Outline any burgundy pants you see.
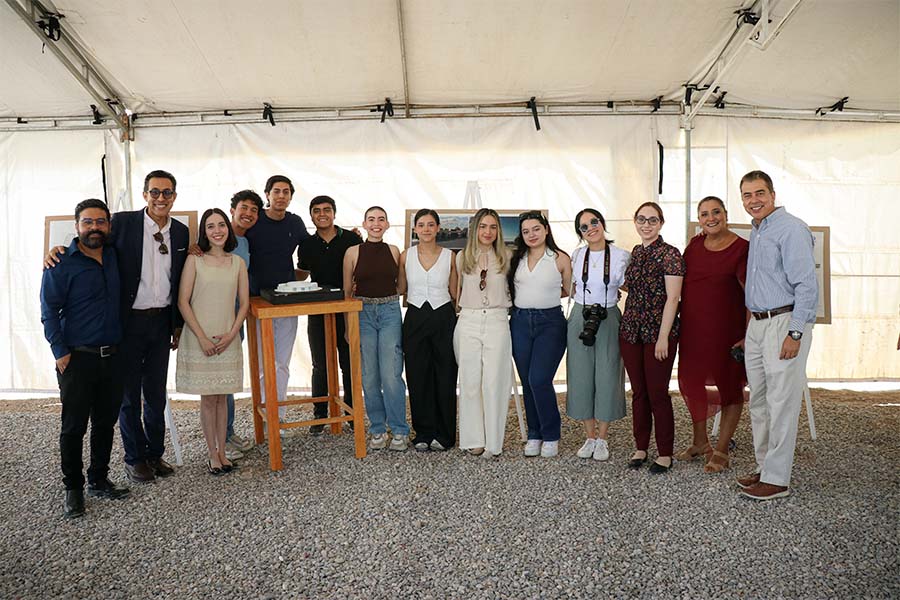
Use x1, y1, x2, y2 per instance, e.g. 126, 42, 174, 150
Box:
621, 337, 677, 457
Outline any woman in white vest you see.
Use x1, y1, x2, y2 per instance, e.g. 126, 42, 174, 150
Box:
399, 209, 459, 452
566, 209, 631, 461
508, 211, 572, 458
454, 208, 512, 458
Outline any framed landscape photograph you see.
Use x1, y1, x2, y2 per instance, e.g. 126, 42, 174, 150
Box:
404, 209, 549, 250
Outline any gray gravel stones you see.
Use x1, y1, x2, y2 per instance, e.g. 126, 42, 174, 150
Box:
0, 390, 897, 599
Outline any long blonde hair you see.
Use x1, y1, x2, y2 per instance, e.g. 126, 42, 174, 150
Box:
460, 208, 507, 274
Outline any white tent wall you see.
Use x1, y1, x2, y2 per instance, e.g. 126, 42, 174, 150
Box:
0, 128, 113, 390
4, 114, 899, 390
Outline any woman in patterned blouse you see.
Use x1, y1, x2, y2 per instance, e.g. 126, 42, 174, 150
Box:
619, 202, 685, 473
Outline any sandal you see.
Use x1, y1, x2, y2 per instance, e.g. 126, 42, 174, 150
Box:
704, 449, 730, 473
674, 443, 712, 462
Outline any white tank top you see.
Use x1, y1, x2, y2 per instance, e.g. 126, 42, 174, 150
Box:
405, 246, 452, 309
513, 249, 562, 309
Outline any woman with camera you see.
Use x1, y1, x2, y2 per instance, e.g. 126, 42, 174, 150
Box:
620, 202, 685, 473
566, 209, 631, 461
508, 211, 572, 458
455, 208, 513, 458
676, 196, 749, 473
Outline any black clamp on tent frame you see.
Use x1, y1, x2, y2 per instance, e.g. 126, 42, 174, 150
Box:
371, 98, 394, 123
815, 96, 849, 116
90, 104, 103, 125
262, 103, 275, 126
714, 90, 728, 109
37, 12, 63, 41
526, 97, 541, 131
651, 96, 662, 113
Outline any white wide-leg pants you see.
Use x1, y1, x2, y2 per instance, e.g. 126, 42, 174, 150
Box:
454, 308, 512, 455
256, 316, 299, 420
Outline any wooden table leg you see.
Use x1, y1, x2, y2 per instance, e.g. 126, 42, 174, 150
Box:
325, 313, 341, 435
261, 318, 283, 470
345, 311, 367, 458
247, 313, 264, 445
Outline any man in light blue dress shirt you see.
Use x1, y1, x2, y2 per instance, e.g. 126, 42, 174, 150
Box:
737, 170, 817, 501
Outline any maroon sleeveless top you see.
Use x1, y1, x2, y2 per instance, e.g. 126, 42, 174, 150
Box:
354, 241, 398, 298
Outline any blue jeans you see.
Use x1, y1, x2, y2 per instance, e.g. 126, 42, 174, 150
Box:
359, 300, 409, 436
510, 306, 566, 442
225, 323, 245, 440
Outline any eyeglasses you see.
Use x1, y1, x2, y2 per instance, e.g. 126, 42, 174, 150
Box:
153, 231, 169, 255
147, 188, 175, 200
634, 215, 661, 226
79, 217, 108, 227
578, 218, 601, 233
479, 269, 488, 291
518, 211, 544, 222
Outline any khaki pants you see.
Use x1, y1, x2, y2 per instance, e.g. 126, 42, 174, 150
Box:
745, 313, 813, 487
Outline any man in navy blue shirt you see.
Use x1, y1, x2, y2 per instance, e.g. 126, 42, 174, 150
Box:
244, 175, 309, 421
41, 199, 131, 518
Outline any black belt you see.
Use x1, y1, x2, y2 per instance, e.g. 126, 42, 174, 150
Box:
132, 306, 169, 316
72, 345, 117, 357
751, 304, 793, 321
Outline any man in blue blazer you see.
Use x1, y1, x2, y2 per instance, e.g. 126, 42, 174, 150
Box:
110, 170, 189, 483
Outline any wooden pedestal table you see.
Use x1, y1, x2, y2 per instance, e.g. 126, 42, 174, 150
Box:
247, 297, 366, 470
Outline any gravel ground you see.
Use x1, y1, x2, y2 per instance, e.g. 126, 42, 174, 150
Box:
1, 389, 897, 599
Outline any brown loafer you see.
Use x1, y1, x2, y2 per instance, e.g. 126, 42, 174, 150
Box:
147, 457, 175, 477
741, 482, 790, 501
124, 461, 155, 483
736, 472, 761, 489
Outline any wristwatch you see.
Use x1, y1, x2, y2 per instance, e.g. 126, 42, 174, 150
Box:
788, 330, 803, 341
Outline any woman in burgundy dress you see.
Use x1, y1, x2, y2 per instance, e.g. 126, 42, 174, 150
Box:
676, 196, 749, 473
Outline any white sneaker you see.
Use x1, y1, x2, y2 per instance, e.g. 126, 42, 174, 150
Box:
576, 438, 596, 458
370, 433, 388, 450
593, 438, 610, 461
540, 441, 559, 458
481, 449, 496, 459
389, 434, 409, 452
228, 433, 254, 452
524, 439, 542, 457
430, 439, 447, 452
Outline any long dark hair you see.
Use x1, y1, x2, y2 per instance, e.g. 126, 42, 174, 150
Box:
508, 210, 569, 304
198, 208, 238, 252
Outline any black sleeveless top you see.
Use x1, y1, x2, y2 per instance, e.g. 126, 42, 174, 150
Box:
354, 241, 398, 298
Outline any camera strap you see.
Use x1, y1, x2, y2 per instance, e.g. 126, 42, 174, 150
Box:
581, 244, 611, 307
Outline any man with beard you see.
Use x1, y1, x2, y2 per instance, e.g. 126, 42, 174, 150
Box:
41, 199, 131, 518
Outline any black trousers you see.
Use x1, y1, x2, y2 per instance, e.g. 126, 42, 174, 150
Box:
402, 302, 458, 447
308, 314, 353, 419
57, 351, 124, 490
118, 311, 171, 465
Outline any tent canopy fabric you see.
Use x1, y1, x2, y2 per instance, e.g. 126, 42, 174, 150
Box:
1, 0, 898, 120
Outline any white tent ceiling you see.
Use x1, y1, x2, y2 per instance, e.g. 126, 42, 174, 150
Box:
1, 0, 898, 124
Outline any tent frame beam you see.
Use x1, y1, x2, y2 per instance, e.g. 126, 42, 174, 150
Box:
4, 0, 133, 140
396, 0, 411, 118
684, 0, 805, 128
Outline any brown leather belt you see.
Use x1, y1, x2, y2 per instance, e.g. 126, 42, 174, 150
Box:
751, 304, 793, 320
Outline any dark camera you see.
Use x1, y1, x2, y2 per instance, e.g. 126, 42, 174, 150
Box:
579, 304, 607, 346
729, 346, 745, 363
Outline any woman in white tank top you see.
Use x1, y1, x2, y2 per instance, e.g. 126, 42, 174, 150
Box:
398, 209, 459, 452
508, 211, 573, 458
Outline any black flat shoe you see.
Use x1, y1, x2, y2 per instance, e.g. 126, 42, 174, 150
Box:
649, 460, 673, 474
64, 489, 85, 519
87, 478, 131, 499
207, 460, 224, 476
221, 462, 237, 473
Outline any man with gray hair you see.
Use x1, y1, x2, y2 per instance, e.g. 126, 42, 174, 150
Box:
737, 170, 817, 501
